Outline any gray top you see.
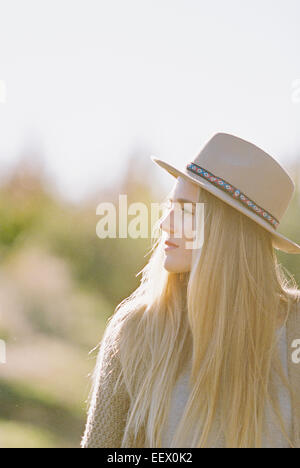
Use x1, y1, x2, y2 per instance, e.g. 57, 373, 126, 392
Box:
161, 325, 292, 448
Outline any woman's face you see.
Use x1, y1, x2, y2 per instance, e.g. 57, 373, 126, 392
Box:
160, 176, 201, 273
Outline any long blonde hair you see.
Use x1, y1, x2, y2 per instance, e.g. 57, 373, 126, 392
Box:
91, 184, 300, 448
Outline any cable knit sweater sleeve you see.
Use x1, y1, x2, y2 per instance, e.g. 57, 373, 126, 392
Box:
80, 331, 131, 448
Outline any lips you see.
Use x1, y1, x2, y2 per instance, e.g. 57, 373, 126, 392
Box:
165, 240, 179, 248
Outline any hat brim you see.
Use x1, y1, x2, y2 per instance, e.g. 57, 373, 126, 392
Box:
151, 155, 300, 255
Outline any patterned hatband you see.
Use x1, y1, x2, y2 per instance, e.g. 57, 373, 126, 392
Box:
186, 162, 279, 229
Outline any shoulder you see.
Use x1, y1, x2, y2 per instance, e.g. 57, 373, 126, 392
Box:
94, 304, 147, 381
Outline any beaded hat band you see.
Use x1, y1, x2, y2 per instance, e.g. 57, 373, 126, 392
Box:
186, 162, 280, 229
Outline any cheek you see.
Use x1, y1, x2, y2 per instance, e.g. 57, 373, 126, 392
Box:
182, 214, 196, 240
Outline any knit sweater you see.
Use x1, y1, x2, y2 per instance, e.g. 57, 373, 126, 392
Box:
81, 299, 300, 448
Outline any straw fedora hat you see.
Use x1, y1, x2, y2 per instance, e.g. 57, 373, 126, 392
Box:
151, 132, 300, 254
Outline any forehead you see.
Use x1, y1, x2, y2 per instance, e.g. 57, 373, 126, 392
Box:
171, 176, 200, 202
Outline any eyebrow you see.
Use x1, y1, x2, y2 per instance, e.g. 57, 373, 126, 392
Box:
168, 197, 196, 205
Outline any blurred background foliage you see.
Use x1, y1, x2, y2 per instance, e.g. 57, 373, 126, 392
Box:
0, 153, 299, 448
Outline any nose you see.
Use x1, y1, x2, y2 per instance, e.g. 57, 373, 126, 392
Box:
160, 207, 176, 235
160, 213, 172, 234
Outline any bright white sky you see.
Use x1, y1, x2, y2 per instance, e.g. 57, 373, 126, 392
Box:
0, 0, 300, 203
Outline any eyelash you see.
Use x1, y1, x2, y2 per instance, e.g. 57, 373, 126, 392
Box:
164, 199, 194, 214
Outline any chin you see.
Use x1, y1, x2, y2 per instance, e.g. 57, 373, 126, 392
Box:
163, 258, 189, 274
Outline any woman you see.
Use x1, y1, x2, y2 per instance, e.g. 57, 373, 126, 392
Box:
81, 133, 300, 448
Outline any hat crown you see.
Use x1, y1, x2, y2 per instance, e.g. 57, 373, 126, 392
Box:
192, 133, 295, 222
